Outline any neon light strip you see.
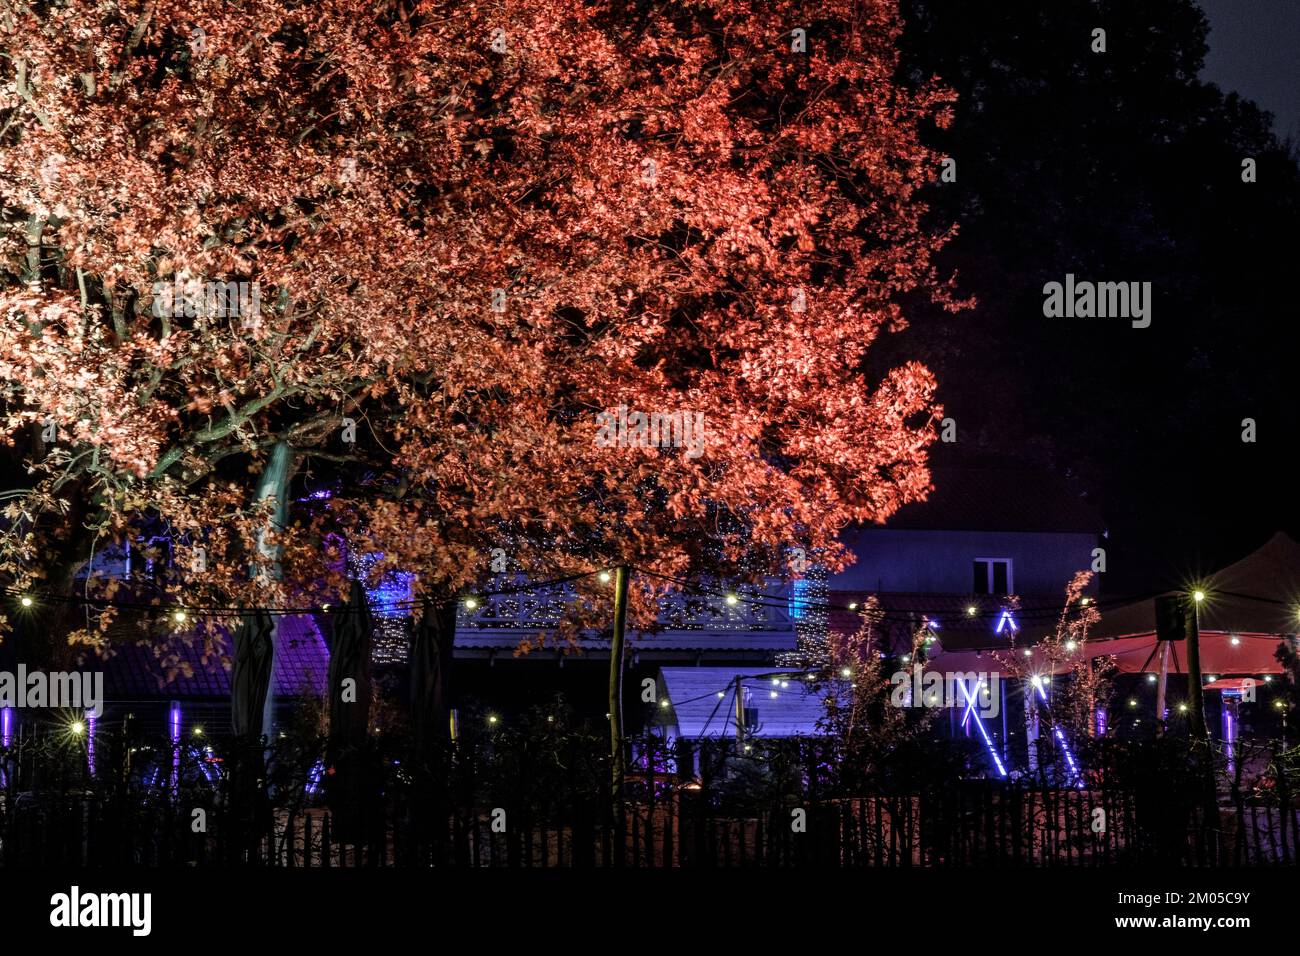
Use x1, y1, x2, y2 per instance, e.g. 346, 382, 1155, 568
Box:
960, 677, 982, 730
0, 707, 12, 747
169, 701, 182, 794
957, 680, 1008, 777
1035, 680, 1083, 788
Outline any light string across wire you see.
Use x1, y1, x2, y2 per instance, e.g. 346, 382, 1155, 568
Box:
4, 559, 1291, 627
0, 569, 602, 618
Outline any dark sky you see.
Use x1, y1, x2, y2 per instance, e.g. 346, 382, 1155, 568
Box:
1197, 0, 1300, 142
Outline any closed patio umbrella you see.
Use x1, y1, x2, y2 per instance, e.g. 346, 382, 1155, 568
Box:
328, 579, 373, 751
229, 607, 274, 856
230, 608, 275, 738
410, 597, 456, 749
326, 579, 374, 842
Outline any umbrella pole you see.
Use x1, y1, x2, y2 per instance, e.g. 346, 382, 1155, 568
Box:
1185, 602, 1208, 738
608, 566, 629, 816
1154, 641, 1171, 733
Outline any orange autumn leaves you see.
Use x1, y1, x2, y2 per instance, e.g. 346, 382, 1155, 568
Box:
0, 0, 964, 633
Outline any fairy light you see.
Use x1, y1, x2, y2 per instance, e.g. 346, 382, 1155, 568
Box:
779, 563, 830, 669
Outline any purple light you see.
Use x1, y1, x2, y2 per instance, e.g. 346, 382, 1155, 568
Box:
1034, 680, 1083, 788
1223, 696, 1237, 773
1053, 726, 1083, 787
956, 680, 1008, 777
169, 701, 182, 795
0, 707, 12, 747
87, 713, 97, 774
960, 676, 982, 729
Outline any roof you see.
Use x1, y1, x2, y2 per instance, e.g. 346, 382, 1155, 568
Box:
656, 666, 846, 738
867, 467, 1104, 534
1087, 532, 1300, 640
95, 614, 329, 700
455, 627, 797, 655
827, 590, 1063, 654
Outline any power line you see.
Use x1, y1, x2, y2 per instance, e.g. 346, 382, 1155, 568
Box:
0, 569, 602, 617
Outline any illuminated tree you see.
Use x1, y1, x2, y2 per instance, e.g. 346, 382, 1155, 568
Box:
0, 0, 964, 658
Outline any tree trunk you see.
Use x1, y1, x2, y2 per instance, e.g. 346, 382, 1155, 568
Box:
252, 441, 296, 739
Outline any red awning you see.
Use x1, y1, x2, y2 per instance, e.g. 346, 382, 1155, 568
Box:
1203, 677, 1258, 691
1088, 631, 1286, 675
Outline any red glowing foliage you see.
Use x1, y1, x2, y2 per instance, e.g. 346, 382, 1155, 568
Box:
0, 0, 965, 643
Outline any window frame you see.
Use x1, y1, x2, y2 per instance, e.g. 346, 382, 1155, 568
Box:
973, 557, 1014, 596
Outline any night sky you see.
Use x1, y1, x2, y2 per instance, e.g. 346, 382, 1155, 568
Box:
887, 0, 1300, 597
1198, 0, 1300, 141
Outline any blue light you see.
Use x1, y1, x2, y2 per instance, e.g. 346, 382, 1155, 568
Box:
369, 569, 415, 614
790, 578, 810, 621
305, 758, 325, 797
995, 609, 1018, 634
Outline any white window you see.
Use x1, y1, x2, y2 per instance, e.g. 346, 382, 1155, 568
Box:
973, 559, 1013, 596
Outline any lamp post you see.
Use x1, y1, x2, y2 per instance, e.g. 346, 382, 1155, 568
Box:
608, 566, 629, 809
1185, 590, 1208, 738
